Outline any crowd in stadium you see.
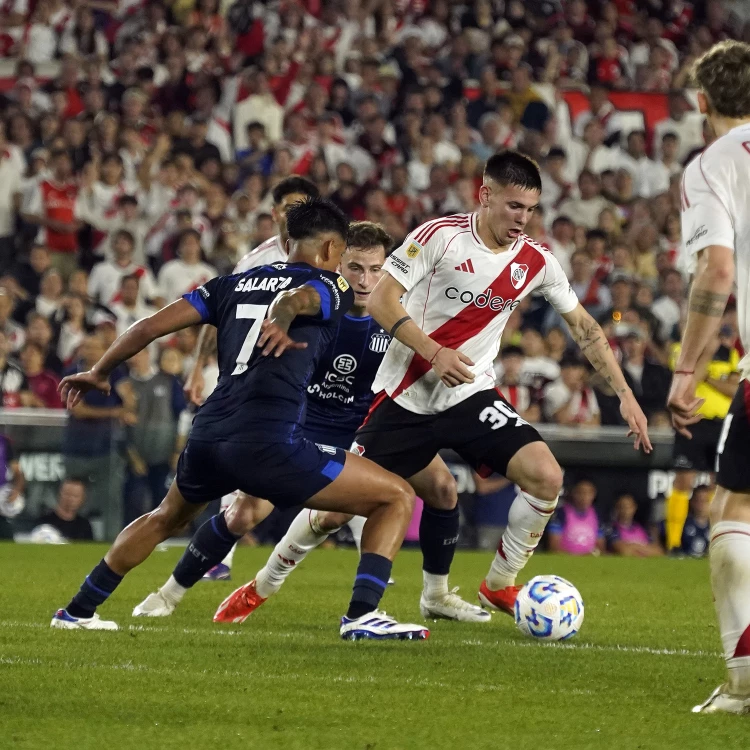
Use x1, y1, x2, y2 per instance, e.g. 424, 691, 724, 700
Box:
0, 0, 746, 551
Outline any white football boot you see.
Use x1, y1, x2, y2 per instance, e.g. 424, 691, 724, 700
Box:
692, 685, 750, 714
50, 609, 118, 630
340, 610, 429, 641
132, 591, 177, 617
420, 586, 492, 622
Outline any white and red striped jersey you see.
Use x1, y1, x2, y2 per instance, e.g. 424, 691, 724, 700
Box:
680, 122, 750, 378
234, 235, 286, 273
372, 213, 580, 415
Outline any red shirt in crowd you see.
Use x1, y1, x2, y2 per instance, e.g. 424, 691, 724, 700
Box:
27, 371, 63, 409
32, 179, 79, 253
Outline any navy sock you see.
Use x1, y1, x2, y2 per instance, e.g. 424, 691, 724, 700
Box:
172, 512, 242, 589
66, 559, 123, 619
346, 552, 392, 620
419, 505, 460, 575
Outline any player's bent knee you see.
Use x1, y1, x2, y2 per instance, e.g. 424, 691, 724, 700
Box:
319, 511, 354, 531
427, 472, 458, 510
225, 497, 258, 536
528, 462, 564, 503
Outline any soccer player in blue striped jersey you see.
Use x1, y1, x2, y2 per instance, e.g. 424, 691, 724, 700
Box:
51, 200, 428, 641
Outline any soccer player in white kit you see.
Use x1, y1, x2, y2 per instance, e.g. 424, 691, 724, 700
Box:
667, 40, 750, 715
356, 150, 652, 614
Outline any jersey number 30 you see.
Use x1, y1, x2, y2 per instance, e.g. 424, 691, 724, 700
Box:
232, 303, 269, 376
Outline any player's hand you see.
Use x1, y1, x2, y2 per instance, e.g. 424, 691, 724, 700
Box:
619, 390, 652, 453
184, 368, 205, 406
430, 346, 475, 388
257, 319, 308, 358
59, 370, 110, 409
667, 372, 705, 439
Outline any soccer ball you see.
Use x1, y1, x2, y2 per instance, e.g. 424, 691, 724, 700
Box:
514, 575, 584, 642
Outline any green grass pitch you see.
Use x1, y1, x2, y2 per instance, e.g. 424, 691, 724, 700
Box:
1, 543, 747, 750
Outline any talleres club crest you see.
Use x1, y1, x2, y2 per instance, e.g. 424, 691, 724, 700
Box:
510, 262, 529, 290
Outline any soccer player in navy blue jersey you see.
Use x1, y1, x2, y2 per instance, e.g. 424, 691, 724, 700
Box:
51, 199, 428, 641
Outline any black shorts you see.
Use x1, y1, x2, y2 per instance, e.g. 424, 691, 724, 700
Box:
716, 380, 750, 492
175, 437, 346, 509
672, 417, 724, 472
354, 389, 543, 479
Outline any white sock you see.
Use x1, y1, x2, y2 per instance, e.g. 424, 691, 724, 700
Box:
423, 571, 449, 599
220, 543, 237, 569
710, 521, 750, 694
347, 515, 366, 553
486, 490, 559, 591
159, 574, 187, 605
255, 509, 329, 599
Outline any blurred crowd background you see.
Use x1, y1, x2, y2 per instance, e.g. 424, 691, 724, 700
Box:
0, 0, 745, 557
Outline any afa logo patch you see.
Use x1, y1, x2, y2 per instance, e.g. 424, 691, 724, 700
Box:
337, 276, 350, 292
406, 242, 422, 259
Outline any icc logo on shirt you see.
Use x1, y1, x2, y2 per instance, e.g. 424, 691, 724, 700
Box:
369, 333, 390, 353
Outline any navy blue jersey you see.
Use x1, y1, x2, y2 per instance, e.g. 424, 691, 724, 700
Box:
305, 315, 390, 443
183, 262, 353, 443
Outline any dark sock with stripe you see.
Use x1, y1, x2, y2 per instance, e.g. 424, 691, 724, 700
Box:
172, 512, 242, 589
419, 505, 460, 575
346, 552, 392, 620
66, 559, 123, 619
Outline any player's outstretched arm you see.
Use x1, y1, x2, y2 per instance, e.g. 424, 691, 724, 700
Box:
561, 302, 652, 453
59, 299, 204, 409
668, 245, 735, 437
368, 274, 475, 388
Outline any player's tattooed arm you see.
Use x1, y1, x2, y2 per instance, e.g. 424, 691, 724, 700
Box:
256, 285, 322, 357
562, 302, 652, 453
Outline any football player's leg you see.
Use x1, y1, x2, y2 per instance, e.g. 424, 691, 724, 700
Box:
481, 441, 563, 613
135, 493, 273, 617
52, 481, 207, 630
203, 493, 242, 580
409, 456, 490, 622
696, 389, 750, 712
253, 509, 353, 599
307, 453, 428, 640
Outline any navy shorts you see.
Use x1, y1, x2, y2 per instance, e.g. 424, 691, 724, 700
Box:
303, 423, 355, 451
175, 437, 347, 509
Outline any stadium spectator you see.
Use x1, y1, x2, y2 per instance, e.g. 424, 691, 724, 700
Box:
606, 493, 663, 557
558, 170, 616, 230
0, 287, 25, 353
157, 229, 216, 303
0, 432, 25, 540
0, 122, 22, 275
676, 485, 712, 559
619, 328, 671, 420
25, 312, 63, 375
0, 328, 29, 408
651, 269, 685, 343
495, 345, 540, 423
543, 355, 600, 426
33, 478, 93, 542
122, 348, 186, 525
19, 342, 62, 408
547, 479, 605, 555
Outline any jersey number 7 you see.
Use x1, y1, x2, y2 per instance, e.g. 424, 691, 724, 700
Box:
232, 303, 270, 375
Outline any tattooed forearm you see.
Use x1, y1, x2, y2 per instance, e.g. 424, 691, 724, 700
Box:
688, 289, 729, 317
570, 318, 629, 395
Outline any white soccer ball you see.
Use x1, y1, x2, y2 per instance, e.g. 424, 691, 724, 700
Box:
514, 575, 584, 642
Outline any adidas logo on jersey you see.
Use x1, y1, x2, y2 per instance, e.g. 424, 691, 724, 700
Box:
454, 259, 475, 273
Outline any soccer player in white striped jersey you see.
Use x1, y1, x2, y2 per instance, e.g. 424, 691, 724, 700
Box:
357, 150, 651, 616
666, 41, 750, 715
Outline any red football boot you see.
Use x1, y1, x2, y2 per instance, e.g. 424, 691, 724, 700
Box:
477, 580, 522, 616
213, 580, 267, 624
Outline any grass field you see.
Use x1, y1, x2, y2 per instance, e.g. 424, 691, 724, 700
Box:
0, 543, 746, 750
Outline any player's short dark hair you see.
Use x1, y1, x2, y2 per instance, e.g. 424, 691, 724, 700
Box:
483, 150, 541, 192
286, 197, 349, 244
271, 176, 320, 206
693, 40, 750, 118
346, 221, 393, 254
